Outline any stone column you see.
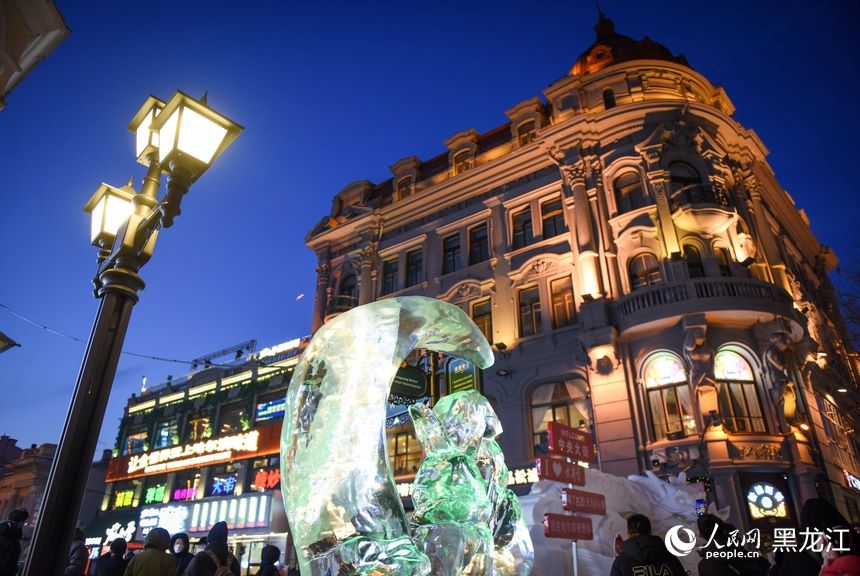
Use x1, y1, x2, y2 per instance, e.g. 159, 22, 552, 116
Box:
566, 159, 603, 299
311, 261, 330, 334
645, 170, 681, 260
484, 198, 516, 345
745, 173, 792, 294
359, 246, 376, 306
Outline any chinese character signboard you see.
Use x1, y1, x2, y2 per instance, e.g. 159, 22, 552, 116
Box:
562, 488, 606, 515
535, 456, 585, 485
251, 467, 281, 492
547, 421, 594, 462
544, 513, 593, 540
447, 358, 480, 394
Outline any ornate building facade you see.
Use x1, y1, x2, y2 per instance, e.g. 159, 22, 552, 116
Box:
305, 15, 860, 532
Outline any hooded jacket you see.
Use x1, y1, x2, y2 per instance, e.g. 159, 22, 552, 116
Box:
181, 522, 239, 576
0, 520, 23, 576
255, 545, 280, 576
609, 534, 687, 576
170, 533, 194, 576
65, 529, 88, 576
123, 528, 177, 576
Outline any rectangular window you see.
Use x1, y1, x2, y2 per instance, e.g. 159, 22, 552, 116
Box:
550, 276, 576, 328
453, 150, 472, 175
218, 401, 249, 435
206, 462, 240, 498
541, 198, 566, 239
248, 456, 281, 492
471, 299, 493, 344
382, 259, 399, 295
172, 468, 201, 501
143, 476, 167, 505
442, 234, 461, 275
518, 286, 542, 337
111, 480, 141, 509
397, 177, 413, 200
123, 428, 149, 456
153, 418, 179, 449
468, 224, 489, 265
406, 249, 423, 287
185, 411, 211, 443
387, 427, 423, 476
255, 391, 286, 423
512, 207, 534, 249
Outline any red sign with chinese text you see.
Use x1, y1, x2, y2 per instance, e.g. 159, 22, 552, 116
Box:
562, 488, 606, 515
547, 421, 594, 462
535, 456, 585, 485
544, 513, 593, 540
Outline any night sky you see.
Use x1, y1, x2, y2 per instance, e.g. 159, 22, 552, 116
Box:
1, 1, 858, 457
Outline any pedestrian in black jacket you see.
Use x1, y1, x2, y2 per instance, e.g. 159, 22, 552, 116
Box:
610, 513, 686, 576
0, 508, 28, 576
181, 522, 239, 576
170, 533, 193, 576
255, 545, 280, 576
94, 538, 129, 576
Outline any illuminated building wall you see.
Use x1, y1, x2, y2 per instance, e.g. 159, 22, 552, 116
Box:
305, 14, 860, 531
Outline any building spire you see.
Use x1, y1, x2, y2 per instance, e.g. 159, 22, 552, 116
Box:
593, 4, 615, 40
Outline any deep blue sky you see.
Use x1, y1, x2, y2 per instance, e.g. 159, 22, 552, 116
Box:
1, 1, 858, 456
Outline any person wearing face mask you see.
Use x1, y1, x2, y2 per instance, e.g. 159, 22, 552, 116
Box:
170, 533, 193, 576
0, 508, 28, 576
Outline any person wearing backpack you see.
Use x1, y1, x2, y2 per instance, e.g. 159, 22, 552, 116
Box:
697, 514, 770, 576
123, 528, 176, 576
181, 521, 239, 576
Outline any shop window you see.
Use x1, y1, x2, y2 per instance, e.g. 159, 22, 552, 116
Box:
255, 390, 286, 423
684, 245, 705, 279
551, 276, 576, 329
143, 477, 167, 505
388, 427, 422, 475
339, 274, 357, 300
518, 286, 542, 337
218, 401, 250, 435
442, 234, 461, 275
629, 253, 662, 289
603, 89, 616, 109
248, 456, 281, 492
471, 298, 493, 344
531, 380, 591, 456
452, 150, 472, 175
396, 176, 413, 200
382, 258, 399, 295
746, 482, 788, 519
405, 249, 424, 287
123, 427, 149, 456
541, 198, 566, 239
111, 480, 141, 509
185, 410, 211, 443
153, 418, 179, 449
206, 462, 240, 498
172, 469, 201, 501
614, 171, 648, 213
511, 207, 534, 249
717, 247, 732, 277
517, 120, 536, 147
643, 353, 696, 440
714, 350, 766, 433
468, 224, 489, 265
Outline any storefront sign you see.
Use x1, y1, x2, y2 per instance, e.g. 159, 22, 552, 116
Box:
173, 487, 196, 501
255, 398, 286, 422
562, 489, 606, 515
114, 490, 134, 508
144, 484, 166, 504
535, 456, 585, 485
138, 493, 271, 539
139, 505, 189, 537
447, 358, 479, 394
207, 475, 238, 497
845, 470, 860, 491
391, 366, 428, 398
251, 467, 281, 491
507, 466, 539, 486
547, 421, 594, 462
544, 513, 593, 540
84, 514, 138, 550
258, 338, 302, 360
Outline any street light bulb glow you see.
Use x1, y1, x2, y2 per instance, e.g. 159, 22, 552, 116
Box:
158, 108, 179, 164
177, 106, 228, 165
135, 106, 160, 159
103, 194, 134, 238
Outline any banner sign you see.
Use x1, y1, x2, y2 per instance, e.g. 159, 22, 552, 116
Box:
544, 513, 593, 540
391, 366, 428, 398
547, 421, 594, 462
562, 488, 606, 515
447, 358, 480, 394
535, 456, 585, 485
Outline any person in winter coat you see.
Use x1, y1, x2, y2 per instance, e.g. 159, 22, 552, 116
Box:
779, 499, 860, 576
610, 513, 686, 576
170, 533, 194, 576
254, 545, 280, 576
65, 528, 88, 576
123, 527, 176, 576
181, 522, 239, 576
697, 514, 770, 576
0, 508, 28, 576
95, 538, 129, 576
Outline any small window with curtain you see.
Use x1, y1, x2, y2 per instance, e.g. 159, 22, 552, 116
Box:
518, 286, 542, 337
405, 249, 423, 287
714, 349, 765, 433
511, 207, 534, 249
453, 150, 472, 175
541, 198, 566, 239
643, 353, 696, 439
684, 245, 705, 278
531, 380, 592, 456
469, 223, 490, 265
471, 298, 493, 343
550, 276, 576, 328
629, 253, 662, 289
517, 120, 536, 147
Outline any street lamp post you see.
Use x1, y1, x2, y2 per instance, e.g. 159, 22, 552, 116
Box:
24, 91, 241, 576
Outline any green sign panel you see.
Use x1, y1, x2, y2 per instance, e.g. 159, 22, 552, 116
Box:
391, 365, 428, 399
447, 358, 479, 394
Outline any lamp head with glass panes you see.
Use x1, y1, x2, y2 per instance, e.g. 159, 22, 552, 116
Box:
83, 181, 136, 248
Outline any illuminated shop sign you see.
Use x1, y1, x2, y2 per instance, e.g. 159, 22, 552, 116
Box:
113, 490, 135, 509
845, 470, 860, 491
138, 493, 271, 538
251, 467, 280, 492
173, 487, 196, 501
127, 430, 260, 475
207, 475, 238, 497
255, 398, 286, 422
394, 466, 538, 499
85, 519, 136, 549
143, 484, 166, 505
258, 338, 302, 360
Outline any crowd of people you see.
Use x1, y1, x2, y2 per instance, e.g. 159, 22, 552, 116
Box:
0, 510, 295, 576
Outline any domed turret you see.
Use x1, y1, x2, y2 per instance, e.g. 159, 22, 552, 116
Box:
571, 13, 689, 76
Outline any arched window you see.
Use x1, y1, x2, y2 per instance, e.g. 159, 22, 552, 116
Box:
683, 245, 704, 278
629, 253, 662, 289
453, 150, 472, 175
339, 274, 357, 300
614, 171, 648, 213
531, 380, 592, 456
717, 247, 732, 277
603, 89, 616, 109
669, 161, 706, 206
643, 353, 697, 439
714, 349, 765, 433
517, 120, 536, 147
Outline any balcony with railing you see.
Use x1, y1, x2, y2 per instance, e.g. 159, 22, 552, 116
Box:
324, 295, 359, 322
669, 184, 735, 234
613, 276, 801, 335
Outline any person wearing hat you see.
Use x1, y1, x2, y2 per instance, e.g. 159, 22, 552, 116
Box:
182, 521, 239, 576
0, 508, 28, 576
256, 545, 280, 576
123, 527, 176, 576
95, 537, 129, 576
170, 532, 194, 576
65, 527, 88, 576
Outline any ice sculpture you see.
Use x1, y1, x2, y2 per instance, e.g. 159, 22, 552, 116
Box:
409, 391, 534, 576
280, 296, 495, 575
